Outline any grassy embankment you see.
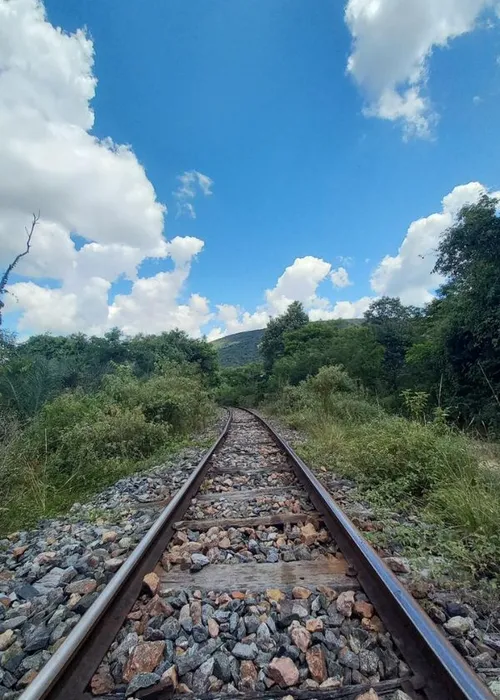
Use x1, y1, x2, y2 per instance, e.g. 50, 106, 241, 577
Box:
268, 366, 500, 590
0, 363, 216, 534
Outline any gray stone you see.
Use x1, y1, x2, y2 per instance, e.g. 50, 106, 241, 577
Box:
446, 602, 470, 618
285, 645, 300, 661
256, 622, 272, 650
24, 626, 50, 653
126, 672, 160, 697
190, 553, 209, 571
338, 647, 359, 670
0, 617, 27, 632
232, 642, 257, 660
110, 632, 138, 662
202, 604, 215, 623
192, 623, 208, 643
236, 618, 246, 641
379, 647, 399, 677
311, 596, 322, 613
213, 609, 231, 623
359, 649, 379, 675
0, 643, 25, 673
162, 617, 180, 641
229, 612, 239, 633
175, 639, 223, 676
213, 653, 234, 683
14, 585, 40, 601
72, 592, 98, 615
34, 568, 67, 590
244, 614, 260, 634
294, 544, 312, 560
444, 616, 474, 636
266, 548, 279, 563
279, 600, 308, 627
192, 658, 215, 694
391, 692, 414, 700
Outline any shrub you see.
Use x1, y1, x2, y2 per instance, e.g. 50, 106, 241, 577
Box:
343, 416, 477, 499
0, 362, 216, 534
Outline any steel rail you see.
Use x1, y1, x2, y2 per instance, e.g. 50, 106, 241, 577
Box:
20, 410, 232, 700
244, 408, 494, 700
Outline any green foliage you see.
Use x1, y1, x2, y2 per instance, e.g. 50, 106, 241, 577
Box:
216, 363, 266, 406
407, 196, 500, 432
401, 389, 429, 422
271, 322, 384, 391
365, 296, 422, 392
213, 329, 265, 367
0, 343, 217, 534
260, 301, 309, 373
270, 363, 500, 581
0, 329, 219, 422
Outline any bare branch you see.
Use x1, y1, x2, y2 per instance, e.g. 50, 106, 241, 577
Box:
0, 212, 40, 326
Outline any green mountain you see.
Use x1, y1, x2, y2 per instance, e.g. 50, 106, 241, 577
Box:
212, 320, 363, 368
212, 328, 265, 367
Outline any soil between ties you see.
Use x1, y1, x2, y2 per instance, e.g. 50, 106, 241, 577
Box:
91, 410, 413, 700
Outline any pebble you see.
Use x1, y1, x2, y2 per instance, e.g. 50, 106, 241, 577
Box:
126, 672, 160, 697
444, 616, 474, 636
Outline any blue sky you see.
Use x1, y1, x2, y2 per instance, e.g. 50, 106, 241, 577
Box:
1, 0, 500, 338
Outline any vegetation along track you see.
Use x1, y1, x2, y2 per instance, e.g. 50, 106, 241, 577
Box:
20, 409, 493, 700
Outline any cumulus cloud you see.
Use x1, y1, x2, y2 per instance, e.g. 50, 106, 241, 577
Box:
173, 170, 213, 219
211, 257, 372, 338
309, 297, 374, 321
370, 181, 488, 304
265, 256, 332, 315
345, 0, 499, 137
214, 305, 270, 335
330, 266, 352, 288
1, 0, 212, 337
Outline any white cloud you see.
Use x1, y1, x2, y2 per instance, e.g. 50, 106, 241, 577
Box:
330, 266, 352, 288
265, 256, 332, 315
309, 297, 374, 321
211, 256, 371, 338
345, 0, 499, 137
206, 327, 224, 342
1, 0, 214, 338
370, 181, 487, 304
215, 304, 270, 335
165, 236, 205, 266
173, 170, 213, 219
109, 272, 212, 337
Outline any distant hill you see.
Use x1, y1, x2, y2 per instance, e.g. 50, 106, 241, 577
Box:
212, 329, 265, 367
212, 320, 363, 368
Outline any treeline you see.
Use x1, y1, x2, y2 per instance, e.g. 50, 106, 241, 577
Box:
0, 329, 219, 532
219, 195, 500, 435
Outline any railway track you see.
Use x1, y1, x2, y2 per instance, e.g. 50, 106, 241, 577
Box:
20, 409, 494, 700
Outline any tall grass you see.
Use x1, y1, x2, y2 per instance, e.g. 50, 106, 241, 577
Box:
0, 363, 216, 534
272, 365, 500, 551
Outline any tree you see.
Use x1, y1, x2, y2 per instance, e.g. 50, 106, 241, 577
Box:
259, 302, 309, 373
428, 195, 500, 429
0, 213, 39, 326
364, 297, 422, 391
271, 321, 384, 390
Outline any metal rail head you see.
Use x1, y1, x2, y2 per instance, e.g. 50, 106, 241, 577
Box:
243, 408, 495, 700
20, 410, 232, 700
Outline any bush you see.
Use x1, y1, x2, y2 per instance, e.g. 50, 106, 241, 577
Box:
342, 416, 477, 500
0, 362, 216, 533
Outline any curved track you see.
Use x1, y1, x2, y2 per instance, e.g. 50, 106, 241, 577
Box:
20, 409, 494, 700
